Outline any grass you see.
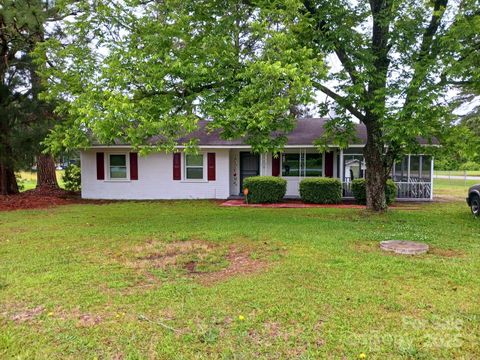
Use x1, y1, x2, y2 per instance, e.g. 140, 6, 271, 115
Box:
433, 178, 478, 199
16, 171, 65, 191
1, 190, 479, 358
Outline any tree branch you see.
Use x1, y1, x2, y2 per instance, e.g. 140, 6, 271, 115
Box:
403, 0, 448, 108
302, 0, 366, 94
312, 81, 365, 121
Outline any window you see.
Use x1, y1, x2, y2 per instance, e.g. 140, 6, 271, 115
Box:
109, 154, 127, 179
185, 154, 204, 179
282, 152, 323, 177
305, 153, 322, 177
282, 154, 300, 177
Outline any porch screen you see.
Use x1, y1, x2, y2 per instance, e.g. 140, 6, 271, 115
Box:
392, 155, 432, 182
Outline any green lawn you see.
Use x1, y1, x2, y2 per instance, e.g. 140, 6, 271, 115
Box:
434, 178, 478, 199
1, 197, 479, 359
16, 171, 65, 191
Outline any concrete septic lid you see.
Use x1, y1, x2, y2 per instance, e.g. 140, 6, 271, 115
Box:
380, 240, 429, 255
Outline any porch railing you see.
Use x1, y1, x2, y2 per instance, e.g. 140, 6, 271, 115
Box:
342, 180, 432, 200
395, 181, 431, 200
343, 180, 354, 198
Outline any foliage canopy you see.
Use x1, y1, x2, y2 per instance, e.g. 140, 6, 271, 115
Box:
38, 0, 480, 209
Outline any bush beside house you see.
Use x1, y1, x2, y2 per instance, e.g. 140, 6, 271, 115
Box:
299, 178, 342, 204
351, 178, 397, 205
243, 176, 287, 203
63, 164, 81, 192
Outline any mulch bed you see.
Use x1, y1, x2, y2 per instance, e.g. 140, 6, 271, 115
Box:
220, 199, 366, 209
0, 188, 105, 212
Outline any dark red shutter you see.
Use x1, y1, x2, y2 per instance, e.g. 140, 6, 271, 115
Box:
130, 152, 138, 180
325, 151, 334, 178
272, 154, 280, 176
173, 153, 181, 180
96, 152, 105, 180
207, 153, 216, 181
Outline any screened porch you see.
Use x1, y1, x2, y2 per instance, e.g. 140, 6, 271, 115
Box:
340, 149, 433, 200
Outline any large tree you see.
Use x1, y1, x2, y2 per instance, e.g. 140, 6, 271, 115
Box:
0, 0, 64, 194
40, 0, 479, 210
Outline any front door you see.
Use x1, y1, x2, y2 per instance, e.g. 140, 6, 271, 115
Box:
240, 152, 260, 194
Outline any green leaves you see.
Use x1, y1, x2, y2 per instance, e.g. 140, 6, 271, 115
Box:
37, 0, 479, 169
38, 0, 325, 153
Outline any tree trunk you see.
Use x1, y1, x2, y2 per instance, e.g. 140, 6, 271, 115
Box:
0, 116, 19, 195
363, 121, 387, 211
0, 160, 19, 195
36, 153, 59, 190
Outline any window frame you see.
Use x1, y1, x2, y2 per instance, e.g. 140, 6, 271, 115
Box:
184, 153, 206, 181
281, 150, 325, 178
106, 153, 130, 181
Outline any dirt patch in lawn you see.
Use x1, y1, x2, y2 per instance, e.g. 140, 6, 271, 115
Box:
0, 188, 108, 211
53, 307, 108, 327
125, 239, 278, 285
132, 240, 219, 270
434, 194, 464, 203
76, 313, 103, 327
196, 246, 268, 285
7, 305, 45, 323
2, 303, 106, 327
353, 241, 379, 254
428, 247, 465, 258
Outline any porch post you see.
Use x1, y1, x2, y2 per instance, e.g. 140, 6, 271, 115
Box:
430, 156, 434, 200
407, 155, 411, 181
339, 149, 344, 182
260, 153, 266, 176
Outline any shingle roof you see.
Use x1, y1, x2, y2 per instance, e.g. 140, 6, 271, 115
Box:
100, 117, 438, 147
175, 118, 438, 146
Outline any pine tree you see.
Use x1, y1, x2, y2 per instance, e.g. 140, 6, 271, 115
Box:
0, 0, 61, 194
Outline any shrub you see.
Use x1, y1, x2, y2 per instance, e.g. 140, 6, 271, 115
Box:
62, 164, 81, 192
385, 180, 397, 205
459, 161, 480, 171
242, 176, 286, 203
299, 178, 342, 204
351, 178, 397, 205
15, 174, 25, 191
